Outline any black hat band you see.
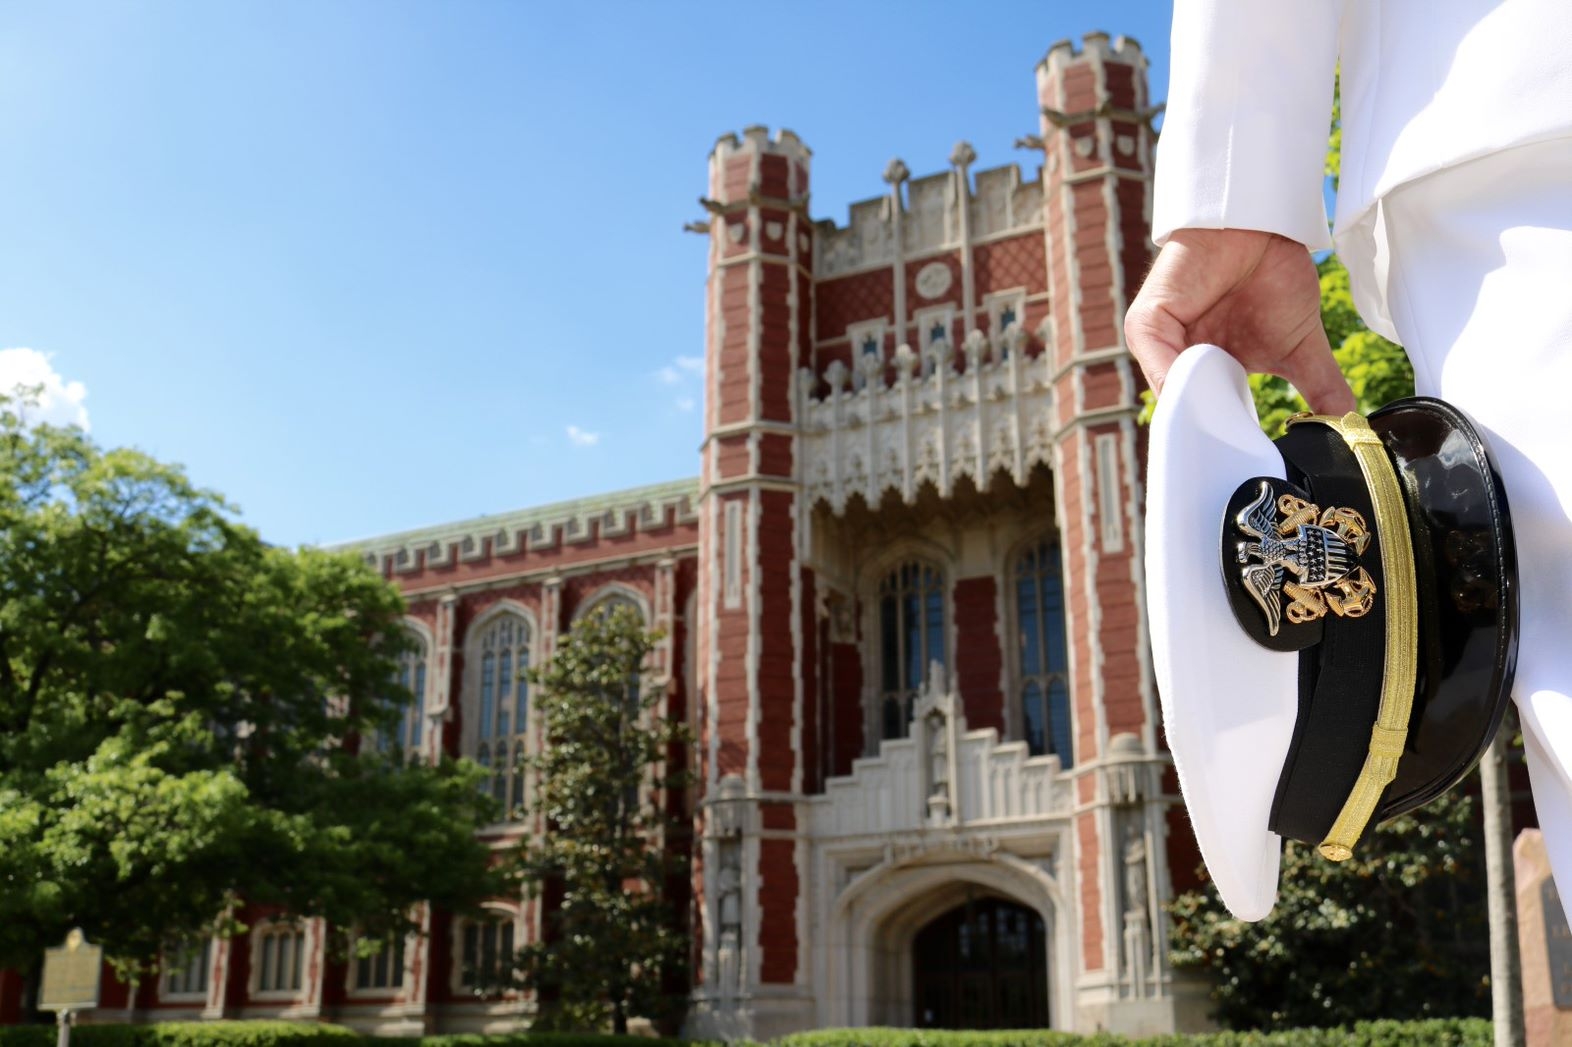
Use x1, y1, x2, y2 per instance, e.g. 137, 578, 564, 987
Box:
1288, 413, 1419, 860
1224, 411, 1420, 861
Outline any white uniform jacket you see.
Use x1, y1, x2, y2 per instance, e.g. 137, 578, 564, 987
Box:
1153, 0, 1572, 341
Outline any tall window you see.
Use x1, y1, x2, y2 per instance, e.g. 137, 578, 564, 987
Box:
353, 935, 406, 992
580, 595, 646, 812
473, 612, 531, 815
378, 632, 427, 757
255, 925, 305, 994
162, 937, 210, 998
1015, 539, 1072, 764
458, 913, 516, 995
878, 561, 946, 740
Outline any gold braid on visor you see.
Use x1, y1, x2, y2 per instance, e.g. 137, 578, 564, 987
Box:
1286, 412, 1419, 862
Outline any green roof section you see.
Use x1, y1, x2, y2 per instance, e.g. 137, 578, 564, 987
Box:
328, 476, 701, 555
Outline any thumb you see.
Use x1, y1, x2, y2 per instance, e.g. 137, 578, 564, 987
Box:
1283, 328, 1357, 415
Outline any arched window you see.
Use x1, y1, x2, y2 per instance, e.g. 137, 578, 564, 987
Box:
471, 612, 531, 815
1015, 538, 1072, 764
161, 937, 211, 1000
455, 910, 517, 996
878, 560, 946, 740
351, 933, 407, 992
578, 593, 646, 812
377, 631, 426, 757
252, 923, 306, 996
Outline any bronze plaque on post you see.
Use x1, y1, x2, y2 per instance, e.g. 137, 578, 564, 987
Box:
39, 929, 101, 1012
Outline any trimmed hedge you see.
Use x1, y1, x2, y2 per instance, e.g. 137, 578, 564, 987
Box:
0, 1023, 360, 1047
396, 1038, 692, 1047
771, 1020, 1493, 1047
0, 1022, 1494, 1047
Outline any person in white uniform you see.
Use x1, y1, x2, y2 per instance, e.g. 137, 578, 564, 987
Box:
1127, 1, 1572, 913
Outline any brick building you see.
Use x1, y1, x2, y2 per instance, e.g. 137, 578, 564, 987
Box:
1, 33, 1208, 1038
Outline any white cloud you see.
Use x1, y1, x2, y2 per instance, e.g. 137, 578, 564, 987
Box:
566, 425, 600, 447
0, 348, 89, 430
657, 356, 704, 386
675, 397, 696, 413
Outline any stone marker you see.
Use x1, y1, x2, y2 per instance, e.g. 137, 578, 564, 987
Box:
1515, 829, 1572, 1047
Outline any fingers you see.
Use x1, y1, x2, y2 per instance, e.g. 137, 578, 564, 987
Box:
1125, 230, 1272, 395
1281, 324, 1358, 416
1123, 293, 1185, 396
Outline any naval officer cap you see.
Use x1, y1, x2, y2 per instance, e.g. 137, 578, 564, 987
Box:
1147, 345, 1517, 921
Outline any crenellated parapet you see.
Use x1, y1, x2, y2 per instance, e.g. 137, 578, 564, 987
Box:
332, 479, 699, 578
814, 159, 1044, 279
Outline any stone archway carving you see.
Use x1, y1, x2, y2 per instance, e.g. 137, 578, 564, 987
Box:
824, 850, 1072, 1031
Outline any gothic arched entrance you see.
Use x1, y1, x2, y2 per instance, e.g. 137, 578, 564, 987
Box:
912, 898, 1049, 1029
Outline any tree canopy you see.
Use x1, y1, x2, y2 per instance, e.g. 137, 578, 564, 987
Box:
0, 395, 503, 983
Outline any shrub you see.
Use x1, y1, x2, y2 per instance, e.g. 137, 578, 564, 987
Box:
0, 1023, 360, 1047
0, 1020, 1493, 1047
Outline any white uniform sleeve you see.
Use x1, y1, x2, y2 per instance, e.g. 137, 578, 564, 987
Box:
1152, 0, 1344, 251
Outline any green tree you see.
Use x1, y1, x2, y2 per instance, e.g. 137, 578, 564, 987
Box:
0, 395, 504, 996
1168, 791, 1490, 1029
514, 605, 690, 1034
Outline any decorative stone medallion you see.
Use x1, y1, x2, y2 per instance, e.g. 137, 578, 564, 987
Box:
915, 262, 952, 300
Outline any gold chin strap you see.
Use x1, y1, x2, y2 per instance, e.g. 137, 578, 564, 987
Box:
1286, 412, 1419, 861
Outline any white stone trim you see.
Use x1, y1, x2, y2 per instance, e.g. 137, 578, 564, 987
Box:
247, 919, 317, 1003
845, 319, 887, 392
723, 500, 743, 609
1095, 433, 1125, 554
572, 581, 651, 625
983, 287, 1029, 341
336, 481, 700, 575
912, 303, 956, 361
799, 327, 1051, 514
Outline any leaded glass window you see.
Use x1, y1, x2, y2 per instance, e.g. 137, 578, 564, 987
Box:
1015, 539, 1072, 764
472, 612, 531, 816
459, 913, 516, 995
878, 561, 946, 740
353, 934, 406, 991
377, 633, 427, 757
162, 938, 210, 998
255, 926, 305, 994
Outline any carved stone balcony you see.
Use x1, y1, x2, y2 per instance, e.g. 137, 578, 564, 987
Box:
797, 327, 1054, 514
811, 668, 1070, 840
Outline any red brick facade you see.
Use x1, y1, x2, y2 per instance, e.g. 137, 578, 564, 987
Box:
2, 32, 1190, 1039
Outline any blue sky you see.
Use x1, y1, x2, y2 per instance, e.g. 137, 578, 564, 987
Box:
0, 1, 1173, 547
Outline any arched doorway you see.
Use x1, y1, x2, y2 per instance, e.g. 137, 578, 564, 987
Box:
912, 897, 1048, 1028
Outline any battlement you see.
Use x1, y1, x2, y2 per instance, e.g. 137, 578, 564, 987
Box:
1040, 30, 1146, 74
814, 153, 1043, 278
711, 124, 813, 165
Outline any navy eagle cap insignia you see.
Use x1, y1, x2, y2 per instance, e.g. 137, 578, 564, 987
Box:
1234, 481, 1378, 636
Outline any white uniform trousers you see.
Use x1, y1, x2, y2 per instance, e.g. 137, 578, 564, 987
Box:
1382, 135, 1572, 903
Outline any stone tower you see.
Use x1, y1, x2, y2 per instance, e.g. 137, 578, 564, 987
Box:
1036, 34, 1181, 1031
691, 126, 817, 1039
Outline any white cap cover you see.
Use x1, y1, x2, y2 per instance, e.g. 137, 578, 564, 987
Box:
1146, 346, 1300, 921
